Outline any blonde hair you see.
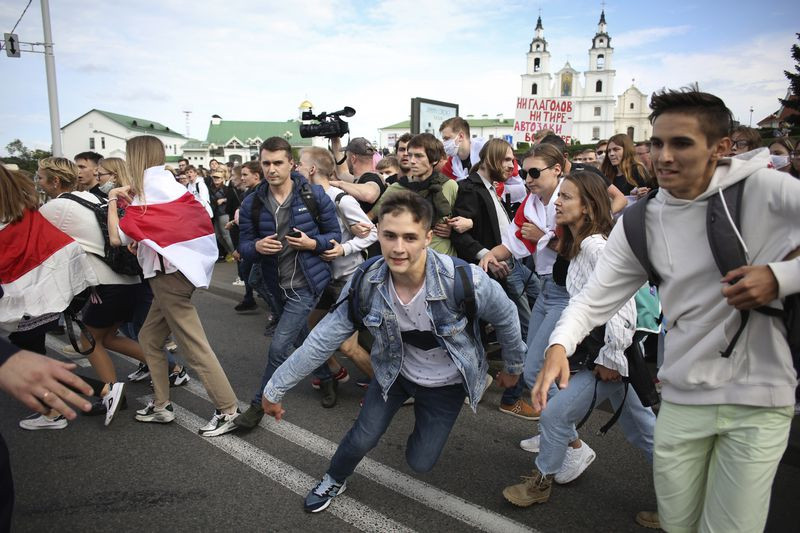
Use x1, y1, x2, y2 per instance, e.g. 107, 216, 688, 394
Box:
98, 157, 132, 188
0, 165, 40, 223
126, 135, 166, 204
300, 146, 336, 178
38, 157, 79, 190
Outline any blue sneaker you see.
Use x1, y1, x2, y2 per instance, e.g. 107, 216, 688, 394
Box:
304, 474, 347, 513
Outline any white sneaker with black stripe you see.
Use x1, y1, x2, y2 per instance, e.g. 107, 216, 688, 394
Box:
19, 413, 67, 430
128, 363, 150, 382
198, 409, 239, 437
135, 402, 174, 423
102, 382, 126, 427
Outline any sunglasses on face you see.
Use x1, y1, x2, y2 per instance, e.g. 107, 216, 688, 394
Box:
596, 150, 606, 156
519, 164, 555, 180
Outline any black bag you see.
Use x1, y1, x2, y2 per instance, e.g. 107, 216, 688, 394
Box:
63, 289, 96, 356
60, 193, 142, 277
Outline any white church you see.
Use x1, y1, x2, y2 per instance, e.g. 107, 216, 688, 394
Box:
520, 11, 651, 143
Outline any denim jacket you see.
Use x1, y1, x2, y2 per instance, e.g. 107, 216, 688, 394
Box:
264, 249, 526, 411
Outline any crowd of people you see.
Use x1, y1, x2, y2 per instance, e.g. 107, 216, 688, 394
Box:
1, 85, 799, 532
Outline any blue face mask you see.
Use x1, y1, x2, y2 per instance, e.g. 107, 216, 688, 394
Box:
770, 154, 790, 169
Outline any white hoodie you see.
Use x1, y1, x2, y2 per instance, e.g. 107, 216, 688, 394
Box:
549, 148, 800, 407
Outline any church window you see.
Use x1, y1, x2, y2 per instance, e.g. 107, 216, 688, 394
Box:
594, 106, 601, 117
597, 54, 605, 69
531, 83, 538, 95
561, 72, 573, 97
536, 44, 541, 51
595, 80, 603, 92
600, 39, 604, 45
630, 103, 634, 110
89, 137, 95, 149
627, 127, 635, 139
534, 58, 540, 72
592, 127, 600, 140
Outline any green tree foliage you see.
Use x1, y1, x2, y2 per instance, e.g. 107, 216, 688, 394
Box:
779, 33, 800, 126
2, 139, 52, 173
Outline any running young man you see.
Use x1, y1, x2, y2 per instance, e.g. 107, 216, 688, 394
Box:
262, 191, 526, 513
536, 87, 800, 532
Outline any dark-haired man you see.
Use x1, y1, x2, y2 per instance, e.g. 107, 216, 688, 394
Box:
393, 132, 413, 182
235, 137, 342, 425
535, 87, 800, 531
372, 133, 458, 256
262, 191, 526, 513
74, 151, 105, 198
329, 137, 385, 216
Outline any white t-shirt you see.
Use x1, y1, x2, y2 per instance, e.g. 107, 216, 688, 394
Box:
389, 277, 462, 387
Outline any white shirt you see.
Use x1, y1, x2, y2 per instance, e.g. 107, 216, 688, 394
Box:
187, 179, 213, 218
389, 277, 462, 387
118, 225, 178, 280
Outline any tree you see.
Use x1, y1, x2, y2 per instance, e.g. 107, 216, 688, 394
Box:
779, 33, 800, 126
2, 139, 51, 173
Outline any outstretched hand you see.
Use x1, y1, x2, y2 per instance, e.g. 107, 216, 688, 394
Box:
0, 350, 92, 419
261, 397, 285, 421
531, 344, 571, 412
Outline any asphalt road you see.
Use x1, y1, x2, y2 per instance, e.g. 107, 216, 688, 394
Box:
2, 264, 798, 532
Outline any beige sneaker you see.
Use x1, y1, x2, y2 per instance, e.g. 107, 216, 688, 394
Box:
635, 511, 660, 529
502, 469, 553, 507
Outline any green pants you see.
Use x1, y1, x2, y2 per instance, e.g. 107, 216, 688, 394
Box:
653, 401, 793, 533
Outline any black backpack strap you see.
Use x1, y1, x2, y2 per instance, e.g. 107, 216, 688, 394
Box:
334, 191, 348, 204
707, 181, 750, 358
300, 182, 321, 226
60, 192, 101, 210
622, 189, 661, 286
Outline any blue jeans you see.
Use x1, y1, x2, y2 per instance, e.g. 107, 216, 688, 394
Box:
501, 258, 538, 342
252, 285, 331, 406
537, 370, 656, 474
238, 256, 255, 303
120, 281, 177, 369
501, 275, 569, 405
327, 374, 466, 482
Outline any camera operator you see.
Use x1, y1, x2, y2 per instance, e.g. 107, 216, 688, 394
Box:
329, 137, 385, 217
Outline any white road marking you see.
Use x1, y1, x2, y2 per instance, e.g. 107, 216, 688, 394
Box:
41, 333, 538, 533
137, 395, 416, 533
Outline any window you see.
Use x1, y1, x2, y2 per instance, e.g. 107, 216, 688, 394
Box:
597, 54, 605, 69
599, 39, 604, 45
535, 44, 540, 51
534, 58, 540, 72
101, 137, 105, 149
89, 137, 95, 149
594, 106, 601, 117
630, 103, 634, 110
595, 80, 603, 92
627, 127, 635, 139
592, 127, 600, 140
531, 83, 538, 95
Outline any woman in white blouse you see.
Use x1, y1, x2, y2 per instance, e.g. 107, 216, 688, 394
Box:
502, 171, 656, 508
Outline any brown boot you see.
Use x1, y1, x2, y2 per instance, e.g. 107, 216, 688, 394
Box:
635, 510, 661, 529
502, 469, 553, 507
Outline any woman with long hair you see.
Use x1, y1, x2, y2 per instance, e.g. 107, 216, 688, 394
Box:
480, 143, 571, 418
502, 171, 656, 519
107, 135, 240, 436
601, 133, 653, 198
768, 137, 798, 177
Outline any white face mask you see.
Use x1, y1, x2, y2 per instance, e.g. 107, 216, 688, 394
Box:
442, 137, 459, 157
98, 180, 115, 194
770, 154, 790, 169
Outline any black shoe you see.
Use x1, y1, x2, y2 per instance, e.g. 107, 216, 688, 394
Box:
319, 379, 338, 408
264, 317, 279, 337
235, 300, 258, 312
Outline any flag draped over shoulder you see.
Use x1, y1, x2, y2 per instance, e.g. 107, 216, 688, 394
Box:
0, 209, 98, 325
119, 166, 217, 288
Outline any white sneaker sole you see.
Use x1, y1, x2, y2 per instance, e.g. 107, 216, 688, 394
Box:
555, 447, 596, 484
199, 418, 238, 437
103, 384, 125, 427
19, 418, 67, 430
520, 436, 540, 453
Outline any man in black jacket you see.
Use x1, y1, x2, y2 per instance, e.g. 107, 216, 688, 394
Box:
450, 138, 539, 420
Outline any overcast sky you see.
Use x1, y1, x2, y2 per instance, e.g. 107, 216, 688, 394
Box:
0, 0, 796, 154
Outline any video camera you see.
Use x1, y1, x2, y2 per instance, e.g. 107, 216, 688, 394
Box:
299, 107, 356, 139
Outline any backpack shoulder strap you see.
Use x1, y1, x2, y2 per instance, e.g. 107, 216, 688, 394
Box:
300, 182, 321, 226
451, 257, 476, 323
60, 192, 102, 211
334, 191, 349, 204
706, 180, 747, 277
622, 188, 661, 286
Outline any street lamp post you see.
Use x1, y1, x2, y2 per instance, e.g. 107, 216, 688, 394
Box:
41, 0, 62, 156
749, 107, 753, 127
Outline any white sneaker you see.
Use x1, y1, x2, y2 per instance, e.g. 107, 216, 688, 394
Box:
102, 382, 126, 427
465, 374, 494, 405
232, 278, 245, 286
554, 441, 596, 484
198, 410, 239, 437
164, 340, 178, 352
520, 434, 540, 453
127, 363, 150, 382
135, 402, 175, 423
19, 413, 67, 430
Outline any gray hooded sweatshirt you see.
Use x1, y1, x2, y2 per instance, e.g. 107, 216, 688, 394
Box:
550, 148, 800, 407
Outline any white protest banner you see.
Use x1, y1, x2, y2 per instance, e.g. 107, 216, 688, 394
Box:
513, 97, 574, 145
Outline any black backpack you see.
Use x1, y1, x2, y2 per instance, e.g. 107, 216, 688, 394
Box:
60, 193, 143, 277
622, 182, 799, 366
